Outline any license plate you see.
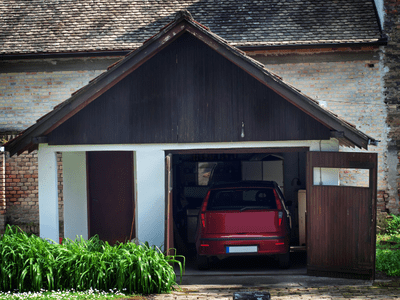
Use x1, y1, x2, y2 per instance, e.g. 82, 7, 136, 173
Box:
226, 246, 258, 253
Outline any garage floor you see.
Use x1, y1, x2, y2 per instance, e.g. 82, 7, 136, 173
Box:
173, 252, 373, 287
175, 250, 307, 276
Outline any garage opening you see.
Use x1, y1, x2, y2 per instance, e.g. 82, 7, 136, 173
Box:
166, 148, 308, 272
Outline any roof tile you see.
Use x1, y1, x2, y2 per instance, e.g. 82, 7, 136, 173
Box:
0, 0, 382, 55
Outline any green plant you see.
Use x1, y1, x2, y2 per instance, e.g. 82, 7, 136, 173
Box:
386, 214, 400, 235
376, 234, 400, 277
376, 248, 400, 276
0, 225, 184, 294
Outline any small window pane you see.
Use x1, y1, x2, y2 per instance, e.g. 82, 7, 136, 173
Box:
339, 168, 369, 187
313, 168, 369, 187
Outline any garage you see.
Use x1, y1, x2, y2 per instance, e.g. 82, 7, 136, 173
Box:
6, 12, 377, 280
168, 150, 305, 245
165, 148, 377, 280
165, 149, 308, 274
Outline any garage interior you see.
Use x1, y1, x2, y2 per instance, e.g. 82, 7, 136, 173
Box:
169, 149, 308, 272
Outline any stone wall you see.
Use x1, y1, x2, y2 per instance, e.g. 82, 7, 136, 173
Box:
382, 0, 400, 214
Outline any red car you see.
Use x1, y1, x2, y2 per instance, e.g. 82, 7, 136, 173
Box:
195, 181, 291, 269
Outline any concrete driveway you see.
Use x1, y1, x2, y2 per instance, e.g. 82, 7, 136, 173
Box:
175, 252, 308, 285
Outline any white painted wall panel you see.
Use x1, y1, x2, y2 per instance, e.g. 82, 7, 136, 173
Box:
135, 150, 165, 248
63, 152, 88, 240
38, 144, 59, 242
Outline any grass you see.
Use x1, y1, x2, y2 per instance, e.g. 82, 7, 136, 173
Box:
0, 225, 184, 295
376, 214, 400, 277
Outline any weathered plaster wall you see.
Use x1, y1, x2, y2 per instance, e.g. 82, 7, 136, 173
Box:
0, 57, 118, 132
382, 0, 400, 214
250, 49, 393, 213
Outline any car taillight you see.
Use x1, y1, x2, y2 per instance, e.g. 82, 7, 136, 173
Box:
201, 213, 206, 228
278, 211, 283, 226
200, 191, 211, 230
273, 190, 283, 210
273, 190, 284, 227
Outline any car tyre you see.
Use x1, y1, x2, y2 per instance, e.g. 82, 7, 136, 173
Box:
196, 253, 210, 270
278, 252, 290, 269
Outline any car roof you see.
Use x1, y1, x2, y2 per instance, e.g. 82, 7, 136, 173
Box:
209, 181, 278, 189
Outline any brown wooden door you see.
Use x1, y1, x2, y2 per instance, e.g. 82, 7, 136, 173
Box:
87, 151, 134, 245
306, 152, 377, 280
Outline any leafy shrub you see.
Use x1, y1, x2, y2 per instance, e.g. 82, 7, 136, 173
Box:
376, 212, 389, 234
376, 234, 400, 277
386, 214, 400, 235
0, 225, 184, 294
376, 248, 400, 276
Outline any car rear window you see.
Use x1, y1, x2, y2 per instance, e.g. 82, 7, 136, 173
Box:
207, 188, 278, 211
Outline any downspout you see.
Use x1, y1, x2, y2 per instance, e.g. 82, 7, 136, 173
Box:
1, 146, 6, 233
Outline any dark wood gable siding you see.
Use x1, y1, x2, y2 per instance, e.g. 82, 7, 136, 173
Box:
47, 33, 331, 145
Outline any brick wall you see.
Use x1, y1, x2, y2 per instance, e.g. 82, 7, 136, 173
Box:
251, 49, 394, 213
0, 150, 64, 236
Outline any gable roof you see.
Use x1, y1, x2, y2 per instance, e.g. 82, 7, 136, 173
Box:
4, 11, 377, 156
0, 0, 384, 56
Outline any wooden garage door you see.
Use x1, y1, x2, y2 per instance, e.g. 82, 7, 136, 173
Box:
87, 151, 135, 245
306, 152, 377, 280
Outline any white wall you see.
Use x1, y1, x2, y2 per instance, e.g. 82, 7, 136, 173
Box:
63, 152, 88, 240
38, 144, 59, 242
135, 150, 165, 248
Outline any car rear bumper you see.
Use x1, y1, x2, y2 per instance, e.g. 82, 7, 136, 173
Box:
196, 235, 290, 256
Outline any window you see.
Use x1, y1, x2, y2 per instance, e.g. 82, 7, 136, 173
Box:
197, 162, 217, 186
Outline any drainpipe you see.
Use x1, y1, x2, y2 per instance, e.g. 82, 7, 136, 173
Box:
1, 146, 5, 233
